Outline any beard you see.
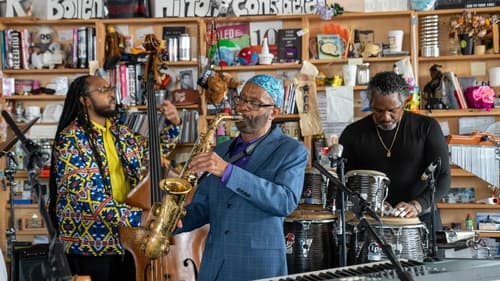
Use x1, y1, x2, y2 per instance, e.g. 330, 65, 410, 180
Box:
376, 122, 397, 131
236, 111, 269, 134
91, 100, 117, 118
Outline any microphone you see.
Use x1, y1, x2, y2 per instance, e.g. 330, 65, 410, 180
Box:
421, 158, 441, 181
328, 143, 343, 161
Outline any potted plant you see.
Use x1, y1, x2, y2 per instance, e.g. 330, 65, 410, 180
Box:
448, 11, 494, 55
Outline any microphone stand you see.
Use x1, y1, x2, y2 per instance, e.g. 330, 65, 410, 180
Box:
3, 151, 18, 281
313, 161, 414, 281
2, 111, 73, 281
425, 170, 438, 261
331, 157, 347, 267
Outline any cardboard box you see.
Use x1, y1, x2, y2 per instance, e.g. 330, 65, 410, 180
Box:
330, 0, 409, 12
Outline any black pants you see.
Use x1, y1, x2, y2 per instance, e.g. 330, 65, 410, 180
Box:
67, 251, 135, 281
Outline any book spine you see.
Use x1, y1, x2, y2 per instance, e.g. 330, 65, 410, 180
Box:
72, 27, 78, 68
86, 27, 95, 62
10, 30, 22, 70
77, 27, 87, 68
127, 64, 137, 106
20, 29, 29, 69
0, 30, 6, 69
119, 64, 129, 105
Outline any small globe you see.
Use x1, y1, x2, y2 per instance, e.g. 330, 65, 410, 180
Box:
238, 47, 258, 66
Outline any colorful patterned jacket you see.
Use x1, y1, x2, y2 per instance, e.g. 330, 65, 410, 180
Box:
54, 118, 179, 256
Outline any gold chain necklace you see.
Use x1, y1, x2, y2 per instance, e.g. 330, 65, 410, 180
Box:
375, 120, 401, 158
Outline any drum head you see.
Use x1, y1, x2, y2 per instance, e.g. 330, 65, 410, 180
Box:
345, 169, 388, 178
287, 208, 336, 221
379, 216, 422, 225
347, 216, 422, 226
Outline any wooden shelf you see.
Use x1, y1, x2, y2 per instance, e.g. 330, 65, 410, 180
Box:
212, 63, 302, 72
310, 56, 410, 65
16, 229, 48, 235
479, 231, 500, 238
451, 166, 477, 177
438, 203, 500, 209
418, 108, 500, 118
2, 68, 89, 75
416, 6, 500, 16
317, 85, 368, 92
418, 54, 500, 62
4, 94, 66, 101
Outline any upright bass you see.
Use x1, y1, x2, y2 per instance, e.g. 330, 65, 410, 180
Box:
118, 33, 192, 281
119, 34, 243, 281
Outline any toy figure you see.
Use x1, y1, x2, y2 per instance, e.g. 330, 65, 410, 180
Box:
423, 64, 447, 109
206, 72, 239, 104
31, 26, 64, 69
104, 25, 125, 69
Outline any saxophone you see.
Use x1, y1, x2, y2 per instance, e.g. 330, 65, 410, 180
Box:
143, 113, 244, 259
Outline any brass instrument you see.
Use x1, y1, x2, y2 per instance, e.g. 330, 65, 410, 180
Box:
143, 113, 244, 259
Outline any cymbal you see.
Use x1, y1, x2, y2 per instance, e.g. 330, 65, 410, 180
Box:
0, 117, 40, 153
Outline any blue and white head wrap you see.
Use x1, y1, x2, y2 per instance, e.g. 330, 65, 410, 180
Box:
246, 74, 284, 108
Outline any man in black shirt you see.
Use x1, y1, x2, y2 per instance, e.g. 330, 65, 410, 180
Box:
339, 71, 451, 233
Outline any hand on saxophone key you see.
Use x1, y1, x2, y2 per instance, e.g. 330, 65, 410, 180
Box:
189, 151, 229, 177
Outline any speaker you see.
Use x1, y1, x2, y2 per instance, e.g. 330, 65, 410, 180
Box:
14, 244, 49, 281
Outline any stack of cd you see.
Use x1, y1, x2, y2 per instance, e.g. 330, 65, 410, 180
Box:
420, 15, 440, 57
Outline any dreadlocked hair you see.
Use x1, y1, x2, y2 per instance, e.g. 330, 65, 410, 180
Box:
367, 71, 409, 104
48, 75, 111, 233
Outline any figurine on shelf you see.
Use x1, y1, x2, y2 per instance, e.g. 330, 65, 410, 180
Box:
31, 26, 64, 69
104, 25, 125, 70
206, 72, 239, 105
423, 64, 447, 109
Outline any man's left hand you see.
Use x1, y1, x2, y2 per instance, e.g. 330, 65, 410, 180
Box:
393, 201, 419, 218
189, 152, 229, 177
160, 100, 181, 126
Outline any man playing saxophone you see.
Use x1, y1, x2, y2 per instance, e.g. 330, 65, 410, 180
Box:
175, 74, 308, 281
49, 75, 182, 281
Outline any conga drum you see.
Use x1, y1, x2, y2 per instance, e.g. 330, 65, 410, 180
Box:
284, 208, 337, 274
348, 216, 428, 264
345, 170, 390, 215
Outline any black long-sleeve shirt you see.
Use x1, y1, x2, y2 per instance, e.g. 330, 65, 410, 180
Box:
339, 111, 451, 215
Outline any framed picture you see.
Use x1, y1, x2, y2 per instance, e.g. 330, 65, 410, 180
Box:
18, 214, 44, 230
442, 187, 475, 203
179, 69, 195, 90
317, 34, 343, 59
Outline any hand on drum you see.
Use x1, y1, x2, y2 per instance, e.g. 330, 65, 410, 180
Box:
384, 201, 419, 218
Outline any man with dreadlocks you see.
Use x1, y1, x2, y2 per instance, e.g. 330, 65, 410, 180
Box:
49, 75, 181, 281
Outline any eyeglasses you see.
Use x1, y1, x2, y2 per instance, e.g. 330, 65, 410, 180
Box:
86, 86, 116, 95
233, 96, 275, 111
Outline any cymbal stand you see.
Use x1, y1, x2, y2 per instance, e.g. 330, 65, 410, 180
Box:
3, 151, 18, 280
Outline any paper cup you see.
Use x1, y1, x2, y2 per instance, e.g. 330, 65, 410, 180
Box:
489, 67, 500, 87
342, 64, 357, 86
388, 30, 404, 52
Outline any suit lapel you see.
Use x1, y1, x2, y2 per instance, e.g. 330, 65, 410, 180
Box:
221, 127, 280, 203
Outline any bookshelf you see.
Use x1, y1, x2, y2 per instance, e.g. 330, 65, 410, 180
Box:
0, 7, 498, 268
